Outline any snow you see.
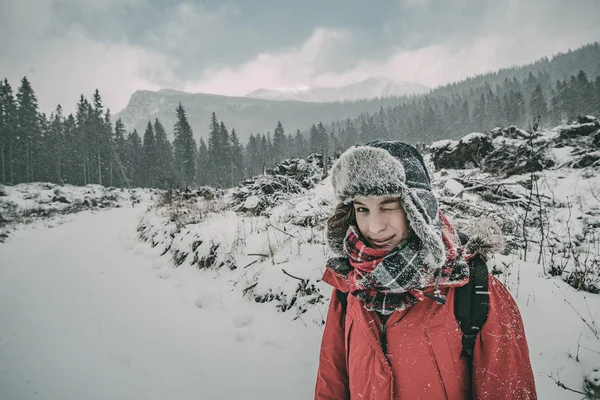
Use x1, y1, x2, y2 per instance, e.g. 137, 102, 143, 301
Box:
243, 195, 261, 210
430, 139, 456, 151
2, 198, 599, 399
551, 145, 577, 166
460, 132, 486, 143
443, 178, 464, 196
2, 123, 600, 398
0, 207, 323, 400
0, 182, 155, 224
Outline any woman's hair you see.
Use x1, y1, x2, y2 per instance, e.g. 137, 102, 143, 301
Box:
327, 202, 356, 240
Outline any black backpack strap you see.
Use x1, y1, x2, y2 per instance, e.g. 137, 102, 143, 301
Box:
455, 254, 489, 374
336, 289, 349, 313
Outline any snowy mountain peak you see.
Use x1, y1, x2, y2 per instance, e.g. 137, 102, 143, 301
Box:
245, 77, 430, 102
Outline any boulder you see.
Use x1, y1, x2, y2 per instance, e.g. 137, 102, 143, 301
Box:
430, 133, 494, 171
443, 178, 465, 197
52, 195, 70, 204
559, 116, 600, 139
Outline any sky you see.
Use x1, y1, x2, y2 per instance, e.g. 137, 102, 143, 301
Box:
1, 0, 600, 115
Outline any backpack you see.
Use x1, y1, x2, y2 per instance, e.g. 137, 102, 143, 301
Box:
335, 232, 489, 373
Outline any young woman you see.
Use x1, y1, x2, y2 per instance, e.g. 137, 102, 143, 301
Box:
314, 140, 537, 399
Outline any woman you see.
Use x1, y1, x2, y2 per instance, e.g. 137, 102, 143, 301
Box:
314, 140, 537, 399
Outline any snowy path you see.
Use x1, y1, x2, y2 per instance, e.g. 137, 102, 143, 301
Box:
0, 207, 322, 400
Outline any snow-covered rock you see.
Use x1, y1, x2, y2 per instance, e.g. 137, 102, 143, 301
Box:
430, 132, 494, 171
443, 178, 465, 197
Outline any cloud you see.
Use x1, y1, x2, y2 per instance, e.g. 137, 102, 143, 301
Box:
309, 0, 600, 89
183, 27, 349, 95
0, 0, 178, 115
2, 27, 179, 115
2, 0, 599, 116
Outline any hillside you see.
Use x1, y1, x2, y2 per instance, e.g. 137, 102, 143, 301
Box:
114, 89, 400, 144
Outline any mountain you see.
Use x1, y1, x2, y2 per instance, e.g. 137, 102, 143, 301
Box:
114, 88, 403, 144
114, 43, 600, 146
245, 77, 430, 102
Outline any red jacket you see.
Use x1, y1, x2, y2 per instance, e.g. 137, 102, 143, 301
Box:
314, 269, 537, 400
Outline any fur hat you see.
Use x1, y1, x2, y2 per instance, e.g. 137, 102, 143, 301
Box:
328, 140, 446, 268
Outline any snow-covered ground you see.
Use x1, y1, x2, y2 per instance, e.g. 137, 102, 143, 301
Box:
0, 182, 156, 242
2, 119, 600, 399
0, 206, 323, 400
1, 183, 599, 399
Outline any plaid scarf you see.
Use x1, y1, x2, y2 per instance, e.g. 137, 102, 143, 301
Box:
326, 211, 470, 315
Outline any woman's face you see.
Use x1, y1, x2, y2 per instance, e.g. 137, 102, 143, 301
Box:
353, 196, 411, 250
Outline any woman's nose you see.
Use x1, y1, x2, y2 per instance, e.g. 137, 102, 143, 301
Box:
369, 213, 386, 233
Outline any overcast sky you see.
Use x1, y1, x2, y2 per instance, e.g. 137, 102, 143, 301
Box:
2, 0, 599, 115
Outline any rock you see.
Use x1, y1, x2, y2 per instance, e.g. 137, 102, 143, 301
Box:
572, 151, 600, 168
444, 178, 465, 196
52, 195, 70, 204
243, 196, 261, 210
430, 133, 494, 171
592, 130, 600, 149
559, 117, 600, 139
83, 197, 97, 207
576, 115, 599, 124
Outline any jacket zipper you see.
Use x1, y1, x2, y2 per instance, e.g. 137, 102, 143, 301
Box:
379, 320, 389, 362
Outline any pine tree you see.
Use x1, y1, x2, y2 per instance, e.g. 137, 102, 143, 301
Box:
293, 129, 306, 158
473, 93, 487, 131
575, 70, 594, 116
341, 119, 358, 149
16, 77, 42, 183
273, 121, 286, 162
154, 118, 174, 189
75, 95, 90, 185
113, 118, 129, 187
219, 121, 231, 186
245, 134, 260, 177
127, 129, 143, 187
196, 137, 209, 186
104, 108, 114, 186
309, 124, 318, 153
62, 114, 78, 185
0, 79, 17, 183
259, 134, 268, 174
90, 89, 109, 185
49, 105, 64, 183
529, 84, 549, 126
173, 103, 196, 188
229, 128, 244, 184
142, 121, 156, 187
207, 112, 220, 186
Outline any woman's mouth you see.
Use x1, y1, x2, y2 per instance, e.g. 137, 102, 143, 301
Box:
370, 236, 394, 247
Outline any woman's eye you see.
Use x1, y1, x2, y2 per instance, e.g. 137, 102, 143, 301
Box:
356, 207, 368, 213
